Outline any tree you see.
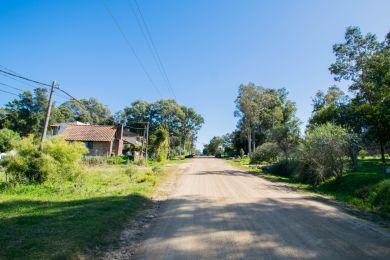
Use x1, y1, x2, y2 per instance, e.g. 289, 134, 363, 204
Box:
271, 94, 300, 160
329, 27, 390, 163
203, 136, 224, 155
0, 88, 62, 136
0, 128, 20, 152
179, 106, 204, 154
301, 123, 349, 185
151, 128, 169, 162
58, 97, 112, 125
234, 83, 280, 153
118, 99, 204, 158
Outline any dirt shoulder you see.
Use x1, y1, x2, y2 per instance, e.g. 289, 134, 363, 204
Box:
100, 162, 191, 259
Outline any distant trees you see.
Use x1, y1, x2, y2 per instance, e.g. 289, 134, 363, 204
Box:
233, 84, 300, 157
117, 99, 204, 159
0, 88, 114, 137
58, 98, 113, 125
202, 136, 224, 155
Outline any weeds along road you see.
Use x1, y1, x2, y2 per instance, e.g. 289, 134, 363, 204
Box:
133, 158, 390, 259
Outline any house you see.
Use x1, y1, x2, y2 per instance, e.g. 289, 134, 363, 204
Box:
50, 123, 142, 157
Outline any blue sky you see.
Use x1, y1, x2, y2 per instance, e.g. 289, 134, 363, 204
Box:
1, 0, 389, 148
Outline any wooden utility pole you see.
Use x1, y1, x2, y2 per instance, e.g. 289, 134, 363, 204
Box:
39, 80, 56, 151
145, 122, 150, 162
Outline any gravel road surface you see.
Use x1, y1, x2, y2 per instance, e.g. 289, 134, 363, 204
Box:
133, 158, 390, 259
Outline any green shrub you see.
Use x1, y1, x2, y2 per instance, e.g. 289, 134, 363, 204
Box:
135, 158, 146, 166
358, 149, 368, 159
299, 123, 349, 185
266, 159, 302, 178
3, 136, 87, 184
370, 180, 390, 216
106, 156, 127, 165
0, 128, 20, 153
239, 148, 245, 158
125, 165, 138, 177
250, 142, 279, 164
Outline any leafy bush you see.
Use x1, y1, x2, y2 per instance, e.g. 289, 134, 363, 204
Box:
358, 149, 368, 159
3, 136, 87, 184
0, 128, 20, 153
250, 142, 279, 164
265, 159, 302, 178
300, 123, 349, 185
370, 180, 390, 216
125, 164, 138, 177
239, 148, 245, 158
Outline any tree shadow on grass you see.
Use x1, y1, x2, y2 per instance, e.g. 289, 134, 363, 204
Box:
0, 193, 153, 259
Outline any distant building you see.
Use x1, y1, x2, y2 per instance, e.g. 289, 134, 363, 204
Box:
50, 123, 142, 157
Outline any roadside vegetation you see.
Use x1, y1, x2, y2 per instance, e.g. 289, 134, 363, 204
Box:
0, 136, 183, 258
0, 93, 201, 255
206, 27, 390, 218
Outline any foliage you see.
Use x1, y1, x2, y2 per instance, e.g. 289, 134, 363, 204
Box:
250, 142, 279, 164
264, 159, 302, 178
271, 90, 301, 160
203, 136, 224, 155
117, 99, 204, 157
358, 149, 368, 159
0, 128, 20, 152
3, 136, 87, 184
58, 97, 113, 125
300, 123, 349, 184
0, 88, 113, 138
0, 163, 164, 259
329, 27, 390, 163
0, 88, 59, 136
151, 128, 169, 162
239, 148, 245, 158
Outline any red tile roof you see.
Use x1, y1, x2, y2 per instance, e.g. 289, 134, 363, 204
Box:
60, 125, 117, 142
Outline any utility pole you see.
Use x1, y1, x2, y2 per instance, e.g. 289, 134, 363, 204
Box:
39, 80, 56, 151
145, 122, 150, 163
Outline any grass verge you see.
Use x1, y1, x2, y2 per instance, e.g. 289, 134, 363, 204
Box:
226, 157, 390, 219
0, 159, 184, 259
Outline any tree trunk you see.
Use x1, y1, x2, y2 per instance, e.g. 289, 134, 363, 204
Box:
247, 128, 252, 154
252, 130, 256, 153
349, 143, 359, 170
380, 142, 386, 164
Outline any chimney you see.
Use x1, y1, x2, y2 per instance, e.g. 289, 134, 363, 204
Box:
116, 124, 124, 140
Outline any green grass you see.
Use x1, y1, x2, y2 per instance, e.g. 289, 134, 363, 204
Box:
0, 162, 176, 259
314, 159, 390, 217
226, 157, 390, 218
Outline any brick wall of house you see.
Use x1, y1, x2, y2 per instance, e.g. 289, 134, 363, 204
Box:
112, 124, 124, 156
88, 141, 112, 156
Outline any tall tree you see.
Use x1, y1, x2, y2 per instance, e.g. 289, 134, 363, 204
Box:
0, 88, 62, 136
329, 27, 390, 163
58, 97, 112, 125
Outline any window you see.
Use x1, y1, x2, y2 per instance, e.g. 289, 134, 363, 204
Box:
85, 141, 93, 149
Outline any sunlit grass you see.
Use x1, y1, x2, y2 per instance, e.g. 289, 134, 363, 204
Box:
0, 159, 183, 259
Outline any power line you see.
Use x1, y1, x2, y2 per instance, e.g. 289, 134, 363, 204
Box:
0, 88, 19, 97
0, 82, 25, 92
102, 0, 163, 98
128, 0, 176, 99
0, 69, 51, 87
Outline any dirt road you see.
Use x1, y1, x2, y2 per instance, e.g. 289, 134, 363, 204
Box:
133, 158, 390, 259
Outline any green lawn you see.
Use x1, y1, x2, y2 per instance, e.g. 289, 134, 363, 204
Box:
0, 160, 182, 259
226, 157, 390, 218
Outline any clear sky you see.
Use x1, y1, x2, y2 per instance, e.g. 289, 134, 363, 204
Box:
1, 0, 389, 148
